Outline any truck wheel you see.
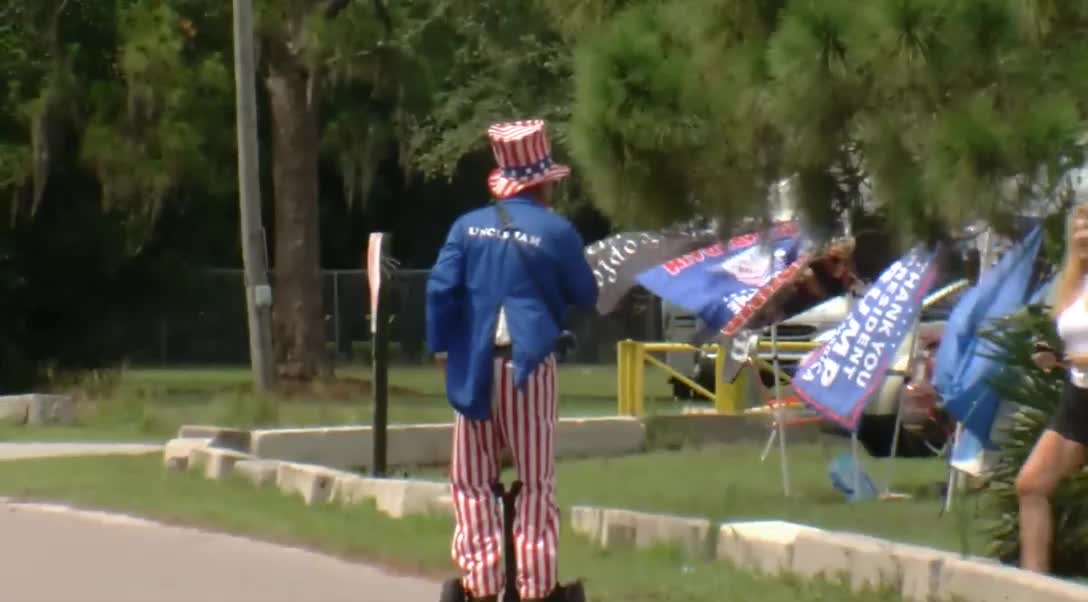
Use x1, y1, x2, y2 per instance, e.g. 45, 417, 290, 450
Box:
670, 378, 694, 400
856, 414, 949, 458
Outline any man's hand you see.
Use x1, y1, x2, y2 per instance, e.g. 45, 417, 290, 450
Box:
556, 330, 577, 360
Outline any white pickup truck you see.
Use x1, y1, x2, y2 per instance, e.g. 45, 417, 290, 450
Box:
661, 280, 966, 457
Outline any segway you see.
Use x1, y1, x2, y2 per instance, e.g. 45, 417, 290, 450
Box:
440, 480, 585, 602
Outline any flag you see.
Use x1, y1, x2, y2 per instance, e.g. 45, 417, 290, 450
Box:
949, 428, 988, 477
585, 225, 718, 315
1029, 276, 1054, 306
949, 398, 1021, 477
791, 245, 940, 430
935, 225, 1043, 444
367, 233, 385, 334
828, 452, 878, 503
634, 222, 806, 332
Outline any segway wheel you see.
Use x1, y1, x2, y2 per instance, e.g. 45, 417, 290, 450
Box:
556, 580, 586, 602
439, 577, 467, 602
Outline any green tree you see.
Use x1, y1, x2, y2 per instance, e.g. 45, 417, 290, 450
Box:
568, 0, 1088, 243
0, 0, 218, 391
1, 1, 235, 238
395, 0, 623, 216
397, 1, 570, 179
4, 0, 420, 382
251, 0, 419, 380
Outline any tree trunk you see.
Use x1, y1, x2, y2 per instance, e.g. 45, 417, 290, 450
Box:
265, 50, 325, 382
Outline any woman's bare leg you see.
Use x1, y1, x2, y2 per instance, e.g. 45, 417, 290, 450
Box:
1015, 430, 1087, 572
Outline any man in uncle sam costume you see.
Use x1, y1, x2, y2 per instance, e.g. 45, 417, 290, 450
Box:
426, 119, 598, 602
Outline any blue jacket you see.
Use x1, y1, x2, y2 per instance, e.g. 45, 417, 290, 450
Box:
426, 195, 598, 420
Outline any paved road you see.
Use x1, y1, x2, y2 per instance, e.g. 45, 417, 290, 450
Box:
0, 443, 441, 601
0, 500, 440, 602
0, 442, 163, 460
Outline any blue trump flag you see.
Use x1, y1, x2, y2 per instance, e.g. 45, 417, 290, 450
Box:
949, 427, 989, 476
791, 245, 940, 430
635, 223, 806, 332
1029, 275, 1053, 306
935, 224, 1043, 444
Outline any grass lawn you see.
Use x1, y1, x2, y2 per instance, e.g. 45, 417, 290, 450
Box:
120, 363, 674, 401
403, 441, 984, 556
554, 443, 984, 555
6, 363, 677, 442
0, 452, 908, 602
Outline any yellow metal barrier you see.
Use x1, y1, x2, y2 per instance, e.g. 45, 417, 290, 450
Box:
752, 356, 793, 386
616, 340, 745, 417
755, 340, 821, 353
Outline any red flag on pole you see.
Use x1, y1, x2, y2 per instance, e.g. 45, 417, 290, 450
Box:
367, 232, 384, 334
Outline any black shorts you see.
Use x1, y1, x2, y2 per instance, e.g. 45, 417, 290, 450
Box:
1052, 380, 1088, 445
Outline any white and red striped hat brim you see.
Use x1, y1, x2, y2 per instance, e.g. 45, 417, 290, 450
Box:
487, 164, 571, 199
486, 119, 571, 199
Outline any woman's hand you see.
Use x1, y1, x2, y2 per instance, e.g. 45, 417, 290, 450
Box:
1032, 350, 1059, 372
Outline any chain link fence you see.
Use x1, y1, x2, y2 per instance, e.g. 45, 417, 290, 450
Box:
128, 269, 662, 368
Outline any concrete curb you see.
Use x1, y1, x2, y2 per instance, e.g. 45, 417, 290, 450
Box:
276, 462, 345, 505
331, 474, 452, 519
570, 505, 1088, 602
234, 459, 279, 487
162, 439, 1088, 601
178, 425, 252, 453
175, 413, 809, 472
164, 439, 451, 519
270, 462, 453, 518
938, 555, 1088, 602
0, 394, 75, 426
163, 420, 1088, 601
571, 507, 715, 558
162, 438, 213, 470
717, 520, 819, 576
188, 447, 254, 481
241, 417, 645, 471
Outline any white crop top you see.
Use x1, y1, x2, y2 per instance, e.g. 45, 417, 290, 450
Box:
1057, 277, 1088, 356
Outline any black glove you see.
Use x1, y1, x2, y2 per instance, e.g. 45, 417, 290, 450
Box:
556, 330, 578, 360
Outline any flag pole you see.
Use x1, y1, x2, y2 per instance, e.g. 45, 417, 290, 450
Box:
884, 316, 922, 495
842, 214, 864, 501
848, 274, 863, 500
943, 227, 995, 514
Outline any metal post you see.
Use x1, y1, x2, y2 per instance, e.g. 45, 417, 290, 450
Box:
333, 271, 341, 364
942, 423, 963, 515
371, 236, 393, 477
231, 0, 275, 391
841, 211, 863, 500
851, 431, 862, 500
772, 324, 791, 497
884, 318, 922, 494
372, 287, 389, 476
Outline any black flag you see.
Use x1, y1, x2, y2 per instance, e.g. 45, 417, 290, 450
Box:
584, 225, 718, 315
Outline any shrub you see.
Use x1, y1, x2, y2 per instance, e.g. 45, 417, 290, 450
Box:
981, 306, 1088, 577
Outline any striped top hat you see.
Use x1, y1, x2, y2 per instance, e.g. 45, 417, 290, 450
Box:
486, 120, 571, 199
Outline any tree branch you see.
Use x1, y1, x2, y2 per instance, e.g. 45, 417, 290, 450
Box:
372, 0, 392, 38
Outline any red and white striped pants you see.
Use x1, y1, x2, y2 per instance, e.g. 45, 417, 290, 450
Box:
450, 355, 559, 600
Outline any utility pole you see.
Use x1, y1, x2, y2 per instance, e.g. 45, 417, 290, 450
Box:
232, 0, 276, 391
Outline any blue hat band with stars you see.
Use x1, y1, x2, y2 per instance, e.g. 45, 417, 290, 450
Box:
501, 157, 555, 182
